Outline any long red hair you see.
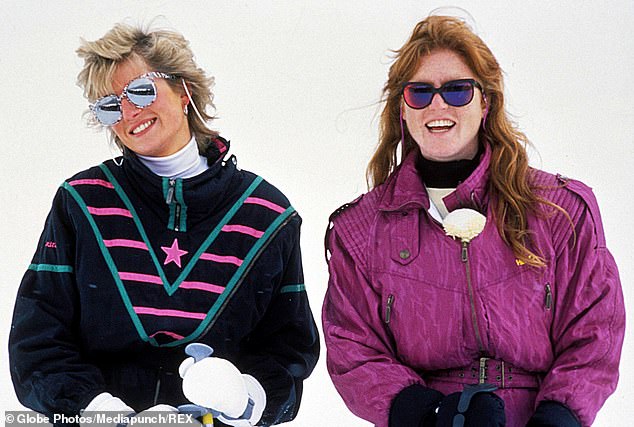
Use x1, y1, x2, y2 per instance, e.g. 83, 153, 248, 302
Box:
367, 15, 561, 267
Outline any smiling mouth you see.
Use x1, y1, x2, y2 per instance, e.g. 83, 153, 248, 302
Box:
426, 119, 455, 133
131, 119, 156, 135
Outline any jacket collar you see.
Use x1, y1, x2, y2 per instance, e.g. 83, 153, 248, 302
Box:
377, 142, 491, 214
116, 137, 236, 214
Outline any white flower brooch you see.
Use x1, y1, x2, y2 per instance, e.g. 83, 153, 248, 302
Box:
442, 208, 486, 243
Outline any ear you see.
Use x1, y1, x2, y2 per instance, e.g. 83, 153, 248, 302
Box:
180, 79, 191, 107
481, 93, 489, 128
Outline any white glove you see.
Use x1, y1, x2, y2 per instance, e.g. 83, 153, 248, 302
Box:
179, 357, 266, 426
134, 405, 202, 426
217, 374, 266, 427
81, 392, 134, 427
83, 395, 201, 426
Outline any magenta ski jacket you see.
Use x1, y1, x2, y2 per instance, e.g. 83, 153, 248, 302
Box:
322, 145, 624, 427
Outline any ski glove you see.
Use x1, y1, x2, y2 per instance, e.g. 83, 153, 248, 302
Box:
131, 405, 202, 426
526, 401, 581, 427
82, 394, 202, 426
81, 393, 134, 427
436, 390, 505, 427
388, 384, 444, 427
179, 355, 266, 426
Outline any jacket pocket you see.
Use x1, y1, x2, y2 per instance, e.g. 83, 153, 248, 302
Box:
388, 211, 420, 265
379, 275, 468, 370
480, 268, 554, 370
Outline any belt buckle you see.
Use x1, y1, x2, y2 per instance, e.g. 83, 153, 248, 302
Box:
478, 357, 489, 384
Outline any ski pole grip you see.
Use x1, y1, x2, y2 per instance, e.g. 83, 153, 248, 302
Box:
185, 343, 214, 362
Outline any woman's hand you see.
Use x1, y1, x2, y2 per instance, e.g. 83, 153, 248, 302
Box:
179, 354, 266, 426
526, 401, 581, 427
436, 391, 505, 427
131, 405, 202, 426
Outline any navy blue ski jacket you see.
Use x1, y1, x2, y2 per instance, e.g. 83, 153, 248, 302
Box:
9, 138, 319, 426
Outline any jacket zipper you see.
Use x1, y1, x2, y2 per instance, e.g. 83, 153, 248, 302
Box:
166, 179, 176, 204
166, 179, 182, 232
385, 294, 394, 325
544, 283, 553, 310
462, 241, 485, 353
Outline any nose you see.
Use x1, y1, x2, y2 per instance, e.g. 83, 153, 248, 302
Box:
428, 92, 449, 109
120, 97, 142, 121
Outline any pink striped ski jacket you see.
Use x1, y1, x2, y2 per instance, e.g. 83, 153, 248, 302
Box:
10, 138, 319, 426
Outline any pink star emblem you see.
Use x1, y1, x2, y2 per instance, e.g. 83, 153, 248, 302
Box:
161, 238, 188, 268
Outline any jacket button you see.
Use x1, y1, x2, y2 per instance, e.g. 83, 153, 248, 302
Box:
399, 249, 410, 259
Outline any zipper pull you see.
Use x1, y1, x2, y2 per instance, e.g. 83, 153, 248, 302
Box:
174, 204, 181, 232
461, 241, 468, 262
544, 283, 552, 310
385, 294, 394, 324
166, 179, 176, 205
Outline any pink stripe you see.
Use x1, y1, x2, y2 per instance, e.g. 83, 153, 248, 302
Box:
119, 272, 224, 294
222, 224, 264, 238
199, 253, 243, 266
150, 330, 185, 340
180, 280, 225, 294
69, 179, 114, 188
104, 239, 148, 250
119, 272, 163, 285
244, 197, 286, 213
134, 306, 206, 320
88, 207, 132, 218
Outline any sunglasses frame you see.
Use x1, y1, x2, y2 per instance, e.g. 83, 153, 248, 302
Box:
90, 71, 176, 126
401, 78, 483, 110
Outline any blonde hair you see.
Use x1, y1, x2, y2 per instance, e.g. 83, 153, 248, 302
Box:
76, 22, 218, 151
368, 15, 561, 268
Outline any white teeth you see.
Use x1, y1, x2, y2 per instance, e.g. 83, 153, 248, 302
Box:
426, 119, 455, 128
132, 119, 155, 134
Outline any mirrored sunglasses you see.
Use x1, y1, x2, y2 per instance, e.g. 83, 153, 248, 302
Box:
90, 72, 176, 126
402, 78, 483, 109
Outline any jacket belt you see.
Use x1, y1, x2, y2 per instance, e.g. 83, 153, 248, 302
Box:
425, 357, 541, 389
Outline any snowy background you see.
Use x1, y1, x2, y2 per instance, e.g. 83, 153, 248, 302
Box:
1, 1, 632, 425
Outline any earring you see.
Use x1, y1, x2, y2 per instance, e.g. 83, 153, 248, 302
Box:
184, 105, 189, 115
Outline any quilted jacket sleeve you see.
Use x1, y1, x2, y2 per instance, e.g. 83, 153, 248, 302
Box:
536, 181, 625, 426
9, 187, 106, 418
234, 215, 320, 426
322, 220, 429, 427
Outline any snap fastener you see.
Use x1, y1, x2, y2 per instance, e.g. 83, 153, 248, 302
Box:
399, 249, 410, 259
557, 174, 570, 183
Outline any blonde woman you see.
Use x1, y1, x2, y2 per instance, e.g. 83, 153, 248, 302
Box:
10, 23, 319, 427
323, 15, 624, 427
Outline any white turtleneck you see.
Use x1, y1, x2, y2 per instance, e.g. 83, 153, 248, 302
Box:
136, 137, 209, 179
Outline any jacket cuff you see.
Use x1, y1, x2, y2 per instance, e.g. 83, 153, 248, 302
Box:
389, 384, 444, 427
527, 401, 581, 427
